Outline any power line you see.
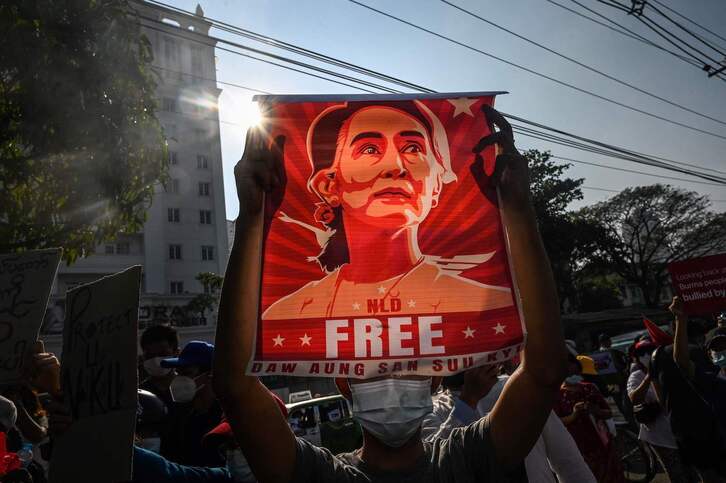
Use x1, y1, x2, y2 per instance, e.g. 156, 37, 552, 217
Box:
140, 0, 434, 94
650, 0, 726, 47
139, 6, 726, 186
142, 22, 383, 93
544, 0, 702, 68
440, 0, 726, 127
596, 0, 726, 76
346, 0, 726, 140
646, 1, 726, 57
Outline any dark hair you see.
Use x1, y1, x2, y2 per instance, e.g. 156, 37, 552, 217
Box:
307, 100, 449, 272
442, 372, 466, 390
598, 333, 610, 343
140, 324, 179, 351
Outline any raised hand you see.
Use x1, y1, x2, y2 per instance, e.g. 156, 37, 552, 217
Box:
234, 127, 286, 219
471, 105, 532, 214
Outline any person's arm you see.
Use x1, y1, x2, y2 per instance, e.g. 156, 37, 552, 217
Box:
627, 370, 651, 405
212, 130, 297, 483
476, 106, 568, 469
541, 412, 596, 483
670, 296, 694, 378
12, 402, 47, 444
559, 402, 585, 426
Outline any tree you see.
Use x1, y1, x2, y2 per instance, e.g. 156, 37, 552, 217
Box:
0, 1, 167, 263
523, 149, 595, 310
578, 184, 726, 307
185, 272, 224, 321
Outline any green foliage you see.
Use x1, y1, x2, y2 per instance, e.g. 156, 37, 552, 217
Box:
186, 272, 224, 318
523, 149, 593, 310
577, 184, 726, 307
0, 0, 167, 263
575, 276, 624, 312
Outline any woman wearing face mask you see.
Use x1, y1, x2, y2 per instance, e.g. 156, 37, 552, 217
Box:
555, 353, 623, 482
627, 340, 689, 481
707, 334, 726, 380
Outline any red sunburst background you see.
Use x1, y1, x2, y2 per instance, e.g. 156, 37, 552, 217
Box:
259, 95, 512, 312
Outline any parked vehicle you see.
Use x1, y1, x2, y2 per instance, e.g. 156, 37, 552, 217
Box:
286, 394, 362, 454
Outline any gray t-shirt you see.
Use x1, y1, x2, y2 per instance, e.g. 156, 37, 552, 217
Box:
292, 417, 526, 482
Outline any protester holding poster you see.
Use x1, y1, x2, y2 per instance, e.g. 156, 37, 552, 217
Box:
214, 98, 568, 482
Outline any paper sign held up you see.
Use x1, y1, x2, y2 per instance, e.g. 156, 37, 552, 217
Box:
49, 266, 141, 483
247, 92, 525, 378
0, 249, 61, 384
668, 253, 726, 315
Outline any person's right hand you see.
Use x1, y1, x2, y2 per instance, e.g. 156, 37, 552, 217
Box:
669, 296, 687, 320
24, 341, 61, 397
234, 127, 286, 219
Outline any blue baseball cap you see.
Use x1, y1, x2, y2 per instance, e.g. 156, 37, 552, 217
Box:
161, 340, 214, 369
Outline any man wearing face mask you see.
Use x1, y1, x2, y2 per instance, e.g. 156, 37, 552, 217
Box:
159, 340, 225, 468
140, 325, 180, 406
213, 107, 569, 482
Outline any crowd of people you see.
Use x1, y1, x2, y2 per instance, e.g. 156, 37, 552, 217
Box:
1, 107, 725, 482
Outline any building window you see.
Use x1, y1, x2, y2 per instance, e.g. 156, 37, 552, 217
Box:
169, 244, 182, 260
194, 128, 205, 142
201, 245, 215, 261
196, 155, 208, 169
165, 124, 177, 140
190, 45, 203, 74
199, 209, 212, 224
162, 97, 177, 112
116, 242, 130, 255
105, 244, 115, 255
169, 151, 178, 165
170, 281, 184, 294
168, 208, 180, 223
166, 178, 180, 194
198, 182, 210, 196
164, 37, 179, 63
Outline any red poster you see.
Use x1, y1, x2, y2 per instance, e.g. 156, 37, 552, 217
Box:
668, 253, 726, 315
248, 92, 525, 378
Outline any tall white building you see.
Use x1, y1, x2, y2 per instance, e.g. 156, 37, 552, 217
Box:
44, 2, 227, 349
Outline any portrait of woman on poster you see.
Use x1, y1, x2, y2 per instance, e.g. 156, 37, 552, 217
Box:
263, 100, 514, 320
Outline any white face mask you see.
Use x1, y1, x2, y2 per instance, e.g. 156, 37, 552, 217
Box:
143, 357, 172, 377
564, 375, 583, 385
350, 378, 433, 448
140, 436, 161, 453
639, 354, 651, 368
226, 448, 255, 482
169, 374, 205, 403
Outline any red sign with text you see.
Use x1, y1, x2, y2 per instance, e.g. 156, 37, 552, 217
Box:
668, 253, 726, 315
248, 92, 524, 378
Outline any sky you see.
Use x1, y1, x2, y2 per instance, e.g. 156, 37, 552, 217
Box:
163, 0, 726, 220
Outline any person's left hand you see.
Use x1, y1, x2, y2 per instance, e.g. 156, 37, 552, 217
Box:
471, 105, 532, 215
460, 364, 500, 408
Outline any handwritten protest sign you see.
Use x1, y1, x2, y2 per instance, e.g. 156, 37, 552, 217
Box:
49, 266, 141, 483
247, 93, 525, 378
668, 253, 726, 315
0, 249, 61, 384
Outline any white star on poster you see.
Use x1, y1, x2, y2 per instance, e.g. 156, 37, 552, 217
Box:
377, 286, 386, 294
448, 97, 477, 117
299, 333, 312, 346
352, 302, 361, 310
408, 299, 416, 308
462, 326, 476, 338
273, 334, 285, 347
493, 323, 506, 334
